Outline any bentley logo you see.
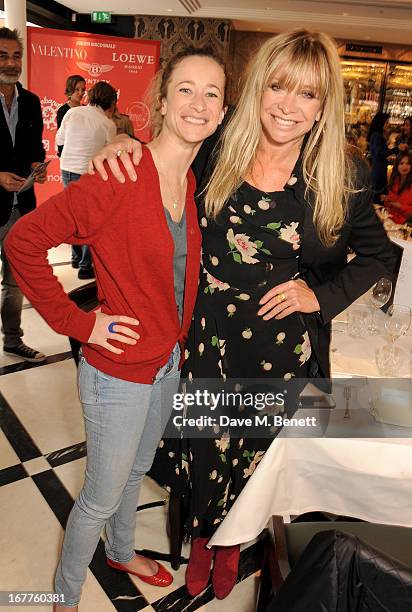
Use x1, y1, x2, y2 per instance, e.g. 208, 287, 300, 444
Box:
76, 62, 114, 77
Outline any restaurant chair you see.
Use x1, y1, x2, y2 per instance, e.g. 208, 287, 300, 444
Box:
257, 516, 412, 612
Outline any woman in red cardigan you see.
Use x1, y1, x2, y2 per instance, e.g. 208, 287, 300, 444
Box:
384, 152, 412, 225
5, 47, 225, 612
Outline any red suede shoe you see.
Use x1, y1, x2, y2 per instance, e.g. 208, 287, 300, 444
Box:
107, 557, 173, 587
185, 537, 214, 597
212, 545, 240, 599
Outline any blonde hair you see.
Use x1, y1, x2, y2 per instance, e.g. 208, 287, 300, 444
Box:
205, 30, 355, 247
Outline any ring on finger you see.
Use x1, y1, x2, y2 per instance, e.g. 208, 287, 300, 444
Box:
108, 322, 117, 333
276, 293, 286, 303
116, 149, 125, 157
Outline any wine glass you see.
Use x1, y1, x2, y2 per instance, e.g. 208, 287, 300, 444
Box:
384, 304, 411, 344
369, 278, 392, 334
375, 305, 411, 375
375, 343, 403, 376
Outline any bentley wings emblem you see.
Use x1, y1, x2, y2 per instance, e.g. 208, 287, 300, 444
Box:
76, 62, 114, 77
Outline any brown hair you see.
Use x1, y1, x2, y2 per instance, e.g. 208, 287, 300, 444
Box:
388, 152, 412, 194
147, 45, 226, 137
88, 81, 117, 110
0, 27, 23, 51
64, 75, 86, 98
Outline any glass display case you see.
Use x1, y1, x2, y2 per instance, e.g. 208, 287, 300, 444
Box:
341, 60, 386, 128
383, 64, 412, 125
341, 58, 412, 153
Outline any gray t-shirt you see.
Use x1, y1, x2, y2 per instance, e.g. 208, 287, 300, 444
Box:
164, 208, 187, 323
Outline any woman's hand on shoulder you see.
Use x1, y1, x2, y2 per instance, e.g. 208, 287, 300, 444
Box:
87, 135, 142, 183
258, 279, 320, 320
88, 311, 140, 354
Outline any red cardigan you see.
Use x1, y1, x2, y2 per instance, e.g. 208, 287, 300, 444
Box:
5, 148, 202, 383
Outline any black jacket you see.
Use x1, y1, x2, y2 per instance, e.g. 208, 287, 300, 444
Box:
56, 102, 70, 157
0, 82, 45, 227
267, 530, 412, 612
194, 137, 398, 380
298, 159, 398, 379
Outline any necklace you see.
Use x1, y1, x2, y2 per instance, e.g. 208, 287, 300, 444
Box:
151, 148, 185, 212
164, 174, 179, 210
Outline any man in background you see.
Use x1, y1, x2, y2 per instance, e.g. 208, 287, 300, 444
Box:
56, 80, 117, 279
0, 27, 47, 363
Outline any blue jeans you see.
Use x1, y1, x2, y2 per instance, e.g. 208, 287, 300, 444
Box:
61, 170, 92, 271
55, 343, 180, 606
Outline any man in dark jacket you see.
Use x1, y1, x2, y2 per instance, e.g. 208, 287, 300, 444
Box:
0, 27, 47, 362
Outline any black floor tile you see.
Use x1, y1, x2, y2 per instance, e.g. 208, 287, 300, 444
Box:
151, 539, 264, 611
32, 469, 150, 611
0, 463, 28, 486
0, 351, 73, 376
46, 441, 87, 468
91, 541, 150, 611
0, 392, 42, 462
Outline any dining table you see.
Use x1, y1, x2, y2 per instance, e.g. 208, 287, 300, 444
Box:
208, 317, 412, 548
208, 437, 412, 547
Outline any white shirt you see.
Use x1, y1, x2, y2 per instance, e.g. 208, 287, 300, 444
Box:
56, 105, 116, 175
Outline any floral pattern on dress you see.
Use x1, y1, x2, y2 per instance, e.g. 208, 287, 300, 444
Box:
243, 450, 265, 478
227, 229, 262, 264
279, 222, 301, 250
294, 331, 312, 365
149, 178, 312, 539
204, 271, 230, 293
264, 221, 301, 250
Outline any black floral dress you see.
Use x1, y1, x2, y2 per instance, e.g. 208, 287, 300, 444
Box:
150, 176, 312, 538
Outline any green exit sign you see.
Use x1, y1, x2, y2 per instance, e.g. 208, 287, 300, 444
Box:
91, 11, 112, 23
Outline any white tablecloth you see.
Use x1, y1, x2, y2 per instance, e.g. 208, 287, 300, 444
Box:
209, 324, 412, 547
209, 437, 412, 547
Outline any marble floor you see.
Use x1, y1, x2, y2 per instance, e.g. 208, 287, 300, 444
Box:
0, 245, 263, 612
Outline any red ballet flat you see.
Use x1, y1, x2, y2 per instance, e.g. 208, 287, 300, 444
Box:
106, 557, 173, 587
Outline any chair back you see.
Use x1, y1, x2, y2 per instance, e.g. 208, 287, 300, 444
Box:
282, 520, 412, 568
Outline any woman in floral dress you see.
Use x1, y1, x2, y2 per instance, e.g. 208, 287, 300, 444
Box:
177, 168, 313, 531
154, 28, 395, 598
90, 30, 396, 601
